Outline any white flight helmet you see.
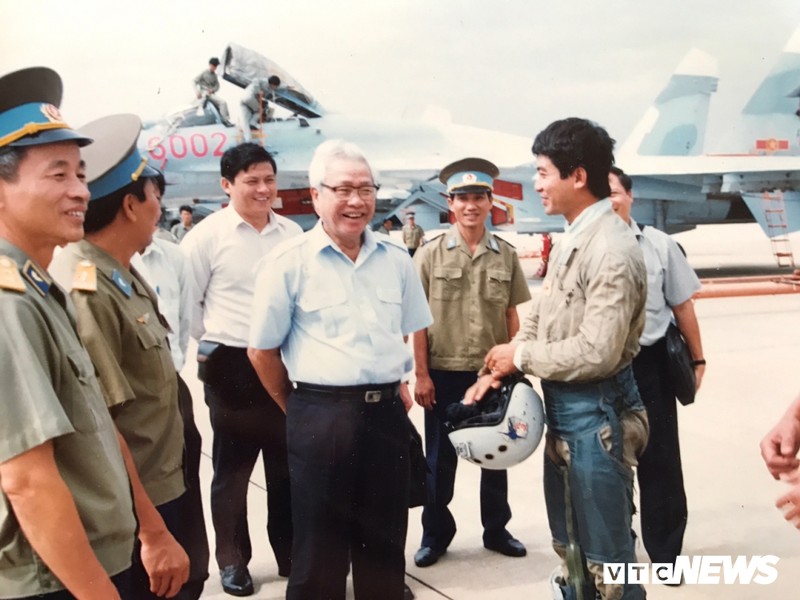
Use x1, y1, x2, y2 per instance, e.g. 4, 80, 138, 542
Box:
446, 375, 545, 470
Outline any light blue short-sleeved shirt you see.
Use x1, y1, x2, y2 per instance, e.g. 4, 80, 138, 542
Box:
249, 222, 433, 385
633, 220, 701, 346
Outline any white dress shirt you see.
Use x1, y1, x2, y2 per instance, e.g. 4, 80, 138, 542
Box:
249, 223, 433, 385
132, 237, 192, 371
181, 205, 303, 347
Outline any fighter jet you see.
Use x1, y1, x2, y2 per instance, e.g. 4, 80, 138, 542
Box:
140, 43, 533, 231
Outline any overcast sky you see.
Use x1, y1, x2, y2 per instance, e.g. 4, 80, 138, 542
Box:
3, 0, 800, 154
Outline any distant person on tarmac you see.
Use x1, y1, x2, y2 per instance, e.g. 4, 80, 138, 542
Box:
402, 213, 424, 256
171, 205, 194, 242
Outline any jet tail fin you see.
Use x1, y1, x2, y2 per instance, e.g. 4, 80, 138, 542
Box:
618, 49, 719, 158
724, 26, 800, 155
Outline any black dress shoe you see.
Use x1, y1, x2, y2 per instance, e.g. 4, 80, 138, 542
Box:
403, 582, 415, 600
414, 546, 445, 567
220, 565, 254, 596
484, 537, 527, 557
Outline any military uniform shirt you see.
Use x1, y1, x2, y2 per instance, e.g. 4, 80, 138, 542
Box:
50, 240, 185, 507
414, 228, 531, 371
402, 223, 425, 249
514, 201, 647, 382
632, 220, 701, 346
249, 223, 433, 385
0, 241, 136, 598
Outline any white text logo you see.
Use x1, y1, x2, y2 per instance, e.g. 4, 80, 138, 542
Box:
602, 556, 780, 585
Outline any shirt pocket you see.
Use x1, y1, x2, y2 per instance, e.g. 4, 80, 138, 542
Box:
64, 349, 101, 433
431, 266, 463, 300
375, 285, 402, 332
484, 268, 512, 305
134, 324, 173, 402
297, 284, 348, 337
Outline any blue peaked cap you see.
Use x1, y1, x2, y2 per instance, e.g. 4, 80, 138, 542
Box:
0, 67, 92, 148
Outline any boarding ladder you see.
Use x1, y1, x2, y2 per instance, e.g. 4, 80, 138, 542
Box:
761, 191, 795, 269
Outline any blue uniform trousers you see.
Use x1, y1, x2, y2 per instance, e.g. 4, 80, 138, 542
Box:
420, 369, 513, 551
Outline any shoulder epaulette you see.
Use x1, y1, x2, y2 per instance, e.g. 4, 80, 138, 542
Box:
72, 260, 97, 293
0, 255, 25, 293
492, 233, 516, 249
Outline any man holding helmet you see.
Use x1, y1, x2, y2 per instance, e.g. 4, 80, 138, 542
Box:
412, 157, 531, 568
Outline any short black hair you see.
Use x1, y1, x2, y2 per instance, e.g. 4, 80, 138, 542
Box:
532, 117, 615, 199
84, 176, 156, 234
209, 57, 220, 66
179, 204, 194, 214
609, 166, 632, 193
268, 75, 281, 87
220, 143, 277, 183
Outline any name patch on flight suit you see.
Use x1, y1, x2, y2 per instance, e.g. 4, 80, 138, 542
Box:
22, 260, 50, 297
0, 256, 25, 292
72, 260, 97, 292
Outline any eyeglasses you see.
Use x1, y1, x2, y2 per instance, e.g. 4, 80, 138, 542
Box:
320, 183, 380, 200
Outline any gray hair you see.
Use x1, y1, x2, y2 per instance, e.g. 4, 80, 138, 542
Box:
307, 139, 375, 190
0, 147, 27, 182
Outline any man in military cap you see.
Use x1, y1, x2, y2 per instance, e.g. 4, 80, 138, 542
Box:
0, 67, 182, 599
50, 114, 203, 600
194, 57, 230, 124
411, 157, 531, 568
402, 212, 425, 256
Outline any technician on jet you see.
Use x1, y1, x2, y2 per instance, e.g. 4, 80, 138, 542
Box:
194, 57, 231, 125
240, 75, 281, 142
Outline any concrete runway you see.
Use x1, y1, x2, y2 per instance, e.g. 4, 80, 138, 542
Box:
188, 223, 800, 599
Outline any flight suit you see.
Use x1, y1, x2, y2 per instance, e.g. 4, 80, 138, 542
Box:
414, 228, 530, 552
0, 241, 136, 598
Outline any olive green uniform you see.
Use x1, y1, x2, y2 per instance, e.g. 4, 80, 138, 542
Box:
402, 223, 425, 251
50, 239, 185, 506
414, 228, 531, 370
0, 241, 136, 598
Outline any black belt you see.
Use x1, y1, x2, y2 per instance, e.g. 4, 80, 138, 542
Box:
295, 382, 400, 403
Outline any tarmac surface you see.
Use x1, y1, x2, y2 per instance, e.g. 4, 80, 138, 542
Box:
187, 223, 800, 599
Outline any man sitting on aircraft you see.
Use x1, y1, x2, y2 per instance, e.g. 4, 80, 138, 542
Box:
194, 57, 231, 125
240, 75, 281, 142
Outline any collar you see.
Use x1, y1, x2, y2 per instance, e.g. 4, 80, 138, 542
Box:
445, 226, 499, 255
220, 204, 285, 235
564, 198, 612, 237
0, 239, 54, 296
307, 221, 380, 262
556, 199, 612, 266
629, 218, 644, 239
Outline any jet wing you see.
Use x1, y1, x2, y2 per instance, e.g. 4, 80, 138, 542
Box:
221, 43, 324, 118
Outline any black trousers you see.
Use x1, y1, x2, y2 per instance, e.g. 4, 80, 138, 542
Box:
286, 386, 409, 600
203, 345, 292, 574
633, 338, 688, 564
129, 374, 209, 600
17, 569, 131, 600
420, 370, 512, 551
